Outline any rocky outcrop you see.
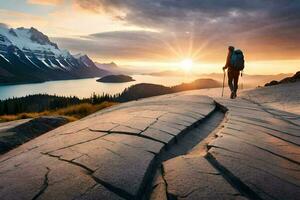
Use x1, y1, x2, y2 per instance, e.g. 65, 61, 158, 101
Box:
0, 87, 299, 200
0, 93, 216, 200
265, 71, 300, 86
0, 116, 69, 154
28, 27, 58, 49
152, 93, 300, 200
243, 81, 300, 125
97, 75, 135, 83
172, 78, 221, 91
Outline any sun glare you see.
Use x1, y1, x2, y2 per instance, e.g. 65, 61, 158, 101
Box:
180, 59, 193, 72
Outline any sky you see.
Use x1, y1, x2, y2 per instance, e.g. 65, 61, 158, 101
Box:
0, 0, 299, 74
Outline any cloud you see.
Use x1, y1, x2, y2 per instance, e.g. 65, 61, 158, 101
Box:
53, 25, 300, 65
27, 0, 64, 6
71, 0, 300, 62
74, 1, 300, 37
74, 0, 300, 21
0, 9, 46, 28
52, 30, 175, 61
77, 0, 300, 37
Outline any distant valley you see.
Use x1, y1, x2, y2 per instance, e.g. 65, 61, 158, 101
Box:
147, 70, 293, 88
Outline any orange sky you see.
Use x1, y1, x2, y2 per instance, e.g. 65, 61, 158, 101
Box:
0, 0, 299, 74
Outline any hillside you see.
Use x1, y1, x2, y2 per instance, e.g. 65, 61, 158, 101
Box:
0, 26, 110, 85
116, 78, 221, 102
265, 71, 300, 86
147, 70, 292, 88
172, 78, 221, 91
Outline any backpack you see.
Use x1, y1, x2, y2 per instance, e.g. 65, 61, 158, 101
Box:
231, 50, 244, 71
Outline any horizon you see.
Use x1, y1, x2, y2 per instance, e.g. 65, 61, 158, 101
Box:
0, 0, 300, 74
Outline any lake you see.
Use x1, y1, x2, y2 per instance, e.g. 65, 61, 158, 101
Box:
0, 75, 198, 100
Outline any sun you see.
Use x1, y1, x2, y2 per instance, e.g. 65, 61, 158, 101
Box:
180, 59, 193, 72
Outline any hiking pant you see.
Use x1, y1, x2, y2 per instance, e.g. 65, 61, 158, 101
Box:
228, 69, 240, 93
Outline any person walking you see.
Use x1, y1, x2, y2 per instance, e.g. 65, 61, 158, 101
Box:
223, 46, 245, 99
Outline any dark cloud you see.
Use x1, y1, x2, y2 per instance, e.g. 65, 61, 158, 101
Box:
66, 1, 300, 62
75, 0, 300, 28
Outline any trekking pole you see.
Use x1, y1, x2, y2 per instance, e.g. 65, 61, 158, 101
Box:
241, 71, 243, 90
222, 69, 226, 97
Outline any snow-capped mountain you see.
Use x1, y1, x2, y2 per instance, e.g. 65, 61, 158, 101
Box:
0, 26, 109, 84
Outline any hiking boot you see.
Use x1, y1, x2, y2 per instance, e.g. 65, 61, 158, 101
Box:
230, 92, 234, 99
233, 92, 237, 99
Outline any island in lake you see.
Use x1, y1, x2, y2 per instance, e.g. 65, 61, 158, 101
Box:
97, 75, 135, 83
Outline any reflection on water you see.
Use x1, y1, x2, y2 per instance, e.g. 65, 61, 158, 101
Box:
0, 75, 197, 100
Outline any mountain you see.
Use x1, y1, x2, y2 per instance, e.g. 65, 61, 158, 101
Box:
116, 83, 173, 102
95, 61, 130, 75
114, 78, 221, 102
95, 62, 148, 75
148, 70, 292, 88
200, 73, 293, 88
265, 71, 300, 86
96, 61, 118, 70
171, 78, 221, 91
0, 26, 110, 85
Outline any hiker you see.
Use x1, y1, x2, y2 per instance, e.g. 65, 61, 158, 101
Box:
223, 46, 245, 99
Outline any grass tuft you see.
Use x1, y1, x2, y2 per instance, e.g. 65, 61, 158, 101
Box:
0, 102, 117, 122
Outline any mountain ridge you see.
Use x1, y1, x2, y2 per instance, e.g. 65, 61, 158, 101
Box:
265, 71, 300, 86
0, 26, 110, 85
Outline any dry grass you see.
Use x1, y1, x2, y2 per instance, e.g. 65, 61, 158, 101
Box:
0, 102, 117, 122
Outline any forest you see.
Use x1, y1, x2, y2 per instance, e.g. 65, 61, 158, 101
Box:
0, 78, 220, 116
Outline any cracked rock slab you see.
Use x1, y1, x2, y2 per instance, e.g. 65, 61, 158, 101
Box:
0, 92, 216, 200
208, 147, 300, 200
149, 169, 168, 200
0, 153, 124, 200
141, 128, 174, 144
206, 94, 300, 200
101, 133, 164, 154
0, 116, 69, 154
162, 155, 245, 200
